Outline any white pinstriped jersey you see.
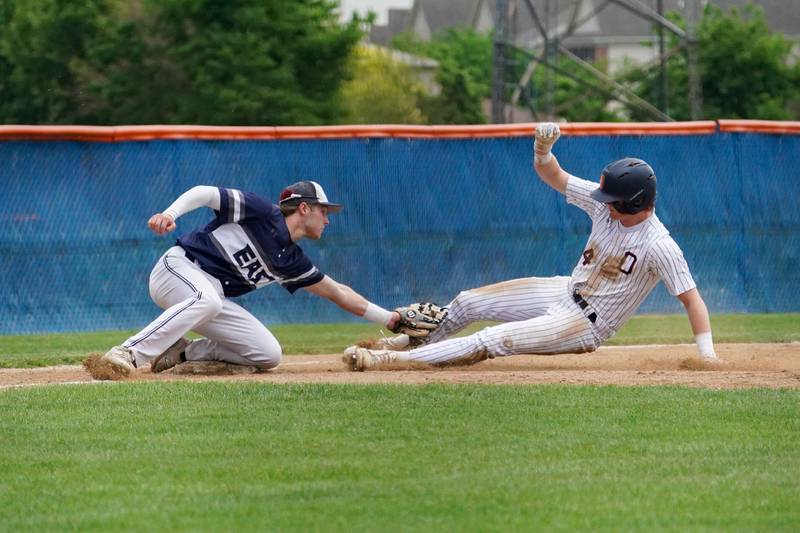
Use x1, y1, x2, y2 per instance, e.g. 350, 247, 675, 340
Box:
566, 176, 696, 337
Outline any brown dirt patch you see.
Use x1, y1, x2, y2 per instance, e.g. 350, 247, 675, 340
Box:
2, 343, 799, 390
82, 352, 131, 381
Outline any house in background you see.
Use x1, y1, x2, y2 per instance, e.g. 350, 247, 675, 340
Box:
370, 0, 800, 73
368, 8, 412, 46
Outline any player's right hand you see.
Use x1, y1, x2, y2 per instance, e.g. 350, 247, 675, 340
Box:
534, 122, 561, 148
148, 213, 176, 235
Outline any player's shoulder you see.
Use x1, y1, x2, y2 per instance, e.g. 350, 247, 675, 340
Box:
566, 175, 605, 217
230, 188, 277, 211
566, 174, 597, 193
640, 212, 667, 234
640, 214, 679, 245
244, 190, 275, 207
649, 231, 684, 257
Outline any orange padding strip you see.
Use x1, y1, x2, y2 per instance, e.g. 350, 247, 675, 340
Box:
717, 120, 800, 134
0, 120, 796, 141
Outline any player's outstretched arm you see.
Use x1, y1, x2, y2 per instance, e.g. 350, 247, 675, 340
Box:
148, 185, 221, 235
533, 122, 570, 195
304, 276, 400, 329
677, 288, 718, 360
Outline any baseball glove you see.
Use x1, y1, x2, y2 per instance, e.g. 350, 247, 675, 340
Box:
389, 302, 448, 338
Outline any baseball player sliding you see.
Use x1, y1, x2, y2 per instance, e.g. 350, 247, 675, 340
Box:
345, 122, 719, 370
96, 181, 427, 379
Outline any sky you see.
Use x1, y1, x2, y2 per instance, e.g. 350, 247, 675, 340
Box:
338, 0, 414, 25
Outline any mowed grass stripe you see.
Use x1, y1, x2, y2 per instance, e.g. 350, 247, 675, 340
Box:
1, 313, 799, 368
1, 383, 798, 531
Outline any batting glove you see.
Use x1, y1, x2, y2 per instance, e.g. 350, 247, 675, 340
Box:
534, 122, 561, 164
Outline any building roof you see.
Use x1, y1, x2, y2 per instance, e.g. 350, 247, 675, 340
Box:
415, 0, 481, 33
369, 8, 411, 46
714, 0, 800, 37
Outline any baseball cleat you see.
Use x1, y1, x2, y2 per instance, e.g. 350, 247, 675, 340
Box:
343, 334, 417, 358
342, 347, 399, 371
101, 345, 136, 377
150, 337, 191, 373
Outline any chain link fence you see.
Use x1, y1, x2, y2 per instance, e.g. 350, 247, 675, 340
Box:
1, 131, 798, 334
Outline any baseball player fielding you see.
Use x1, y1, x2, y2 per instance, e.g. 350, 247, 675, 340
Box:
89, 180, 419, 380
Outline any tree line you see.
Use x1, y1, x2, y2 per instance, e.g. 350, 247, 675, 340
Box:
1, 0, 797, 125
0, 0, 362, 125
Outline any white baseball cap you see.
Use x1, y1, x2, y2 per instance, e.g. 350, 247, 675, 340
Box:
278, 180, 343, 213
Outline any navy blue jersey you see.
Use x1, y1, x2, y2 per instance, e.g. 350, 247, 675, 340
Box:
177, 188, 324, 297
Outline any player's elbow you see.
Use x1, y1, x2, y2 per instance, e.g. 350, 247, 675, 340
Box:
536, 172, 568, 195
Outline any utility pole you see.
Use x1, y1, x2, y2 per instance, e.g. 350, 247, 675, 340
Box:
543, 0, 556, 120
491, 0, 509, 123
656, 0, 668, 114
685, 0, 703, 119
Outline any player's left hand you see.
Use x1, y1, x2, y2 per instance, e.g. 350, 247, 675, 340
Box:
148, 213, 176, 235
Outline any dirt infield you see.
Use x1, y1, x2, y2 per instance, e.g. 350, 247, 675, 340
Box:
2, 343, 799, 390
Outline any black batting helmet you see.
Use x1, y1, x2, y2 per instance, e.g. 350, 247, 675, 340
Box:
590, 158, 656, 214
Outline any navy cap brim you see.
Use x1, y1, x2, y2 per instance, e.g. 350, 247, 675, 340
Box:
590, 187, 622, 204
320, 202, 343, 214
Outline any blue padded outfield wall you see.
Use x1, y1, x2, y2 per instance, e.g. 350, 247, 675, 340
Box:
1, 130, 799, 334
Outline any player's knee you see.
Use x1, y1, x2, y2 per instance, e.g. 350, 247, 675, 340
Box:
197, 291, 223, 319
248, 335, 283, 369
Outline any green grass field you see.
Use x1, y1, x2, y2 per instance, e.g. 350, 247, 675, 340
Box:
1, 313, 799, 369
2, 314, 798, 531
1, 383, 798, 531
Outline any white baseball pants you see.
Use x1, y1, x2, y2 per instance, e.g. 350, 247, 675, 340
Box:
401, 276, 602, 365
122, 246, 281, 369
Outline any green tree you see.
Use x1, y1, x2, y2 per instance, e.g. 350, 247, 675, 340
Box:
392, 27, 490, 123
0, 0, 113, 123
392, 27, 621, 123
142, 0, 362, 125
525, 56, 624, 122
339, 45, 427, 124
626, 3, 800, 120
421, 60, 486, 124
0, 0, 364, 125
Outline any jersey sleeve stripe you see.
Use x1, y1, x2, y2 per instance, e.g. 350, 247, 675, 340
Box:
217, 186, 230, 220
278, 266, 320, 285
232, 189, 243, 223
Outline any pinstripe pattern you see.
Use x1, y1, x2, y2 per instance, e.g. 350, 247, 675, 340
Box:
405, 300, 596, 365
395, 175, 697, 365
566, 176, 695, 336
427, 276, 570, 343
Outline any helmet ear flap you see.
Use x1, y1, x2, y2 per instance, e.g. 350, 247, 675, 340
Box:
627, 189, 645, 211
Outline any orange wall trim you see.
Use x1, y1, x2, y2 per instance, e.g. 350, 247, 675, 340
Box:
717, 120, 800, 134
0, 120, 796, 141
